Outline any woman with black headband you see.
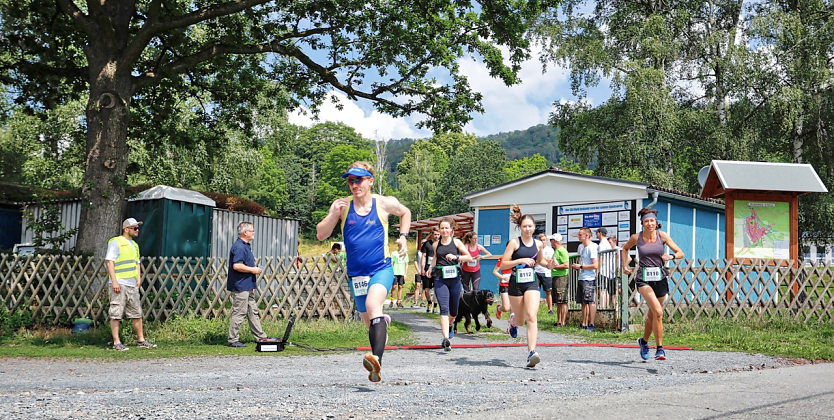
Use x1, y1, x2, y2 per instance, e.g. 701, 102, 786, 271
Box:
620, 208, 684, 361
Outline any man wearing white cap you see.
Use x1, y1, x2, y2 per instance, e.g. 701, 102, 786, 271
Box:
105, 218, 156, 351
548, 234, 570, 327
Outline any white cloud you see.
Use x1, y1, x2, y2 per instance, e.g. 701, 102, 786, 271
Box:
288, 93, 430, 140
289, 46, 574, 139
459, 47, 570, 136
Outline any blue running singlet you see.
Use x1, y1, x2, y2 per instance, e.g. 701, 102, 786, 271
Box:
340, 196, 391, 277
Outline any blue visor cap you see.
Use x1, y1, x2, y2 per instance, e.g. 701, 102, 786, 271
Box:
341, 167, 374, 179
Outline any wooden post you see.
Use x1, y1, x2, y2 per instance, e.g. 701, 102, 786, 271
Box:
725, 193, 735, 302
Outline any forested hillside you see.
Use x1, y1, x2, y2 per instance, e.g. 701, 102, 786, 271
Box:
382, 124, 565, 189
480, 124, 562, 163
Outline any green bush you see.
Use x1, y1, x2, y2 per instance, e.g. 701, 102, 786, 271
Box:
0, 305, 35, 340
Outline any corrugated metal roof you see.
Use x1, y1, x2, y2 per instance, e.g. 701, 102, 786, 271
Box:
128, 185, 216, 207
710, 160, 828, 193
648, 185, 724, 205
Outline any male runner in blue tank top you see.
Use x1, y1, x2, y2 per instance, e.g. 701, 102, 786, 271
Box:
316, 161, 411, 383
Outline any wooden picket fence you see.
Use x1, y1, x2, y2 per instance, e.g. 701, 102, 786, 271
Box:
2, 253, 833, 327
0, 254, 352, 324
628, 259, 834, 324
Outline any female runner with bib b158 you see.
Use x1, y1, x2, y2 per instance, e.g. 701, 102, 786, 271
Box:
620, 207, 683, 361
316, 161, 411, 382
428, 218, 474, 352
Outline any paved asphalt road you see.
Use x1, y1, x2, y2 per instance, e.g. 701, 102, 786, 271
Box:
1, 306, 831, 419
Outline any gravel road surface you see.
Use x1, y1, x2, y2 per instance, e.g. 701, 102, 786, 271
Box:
1, 306, 828, 419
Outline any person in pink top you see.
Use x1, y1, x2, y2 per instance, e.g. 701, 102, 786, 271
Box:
492, 254, 513, 321
460, 231, 492, 292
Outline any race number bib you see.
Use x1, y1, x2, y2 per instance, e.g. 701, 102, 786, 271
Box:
442, 265, 457, 279
351, 276, 370, 296
466, 260, 478, 267
642, 267, 662, 282
516, 267, 535, 283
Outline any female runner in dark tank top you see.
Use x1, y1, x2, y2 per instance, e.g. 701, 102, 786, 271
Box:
620, 208, 684, 361
499, 205, 546, 368
428, 218, 474, 352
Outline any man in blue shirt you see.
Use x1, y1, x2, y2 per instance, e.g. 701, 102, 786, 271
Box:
227, 221, 268, 347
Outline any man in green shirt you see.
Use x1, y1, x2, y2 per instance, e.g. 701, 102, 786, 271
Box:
390, 241, 409, 308
549, 234, 571, 327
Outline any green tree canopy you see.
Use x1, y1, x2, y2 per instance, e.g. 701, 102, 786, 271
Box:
0, 0, 548, 253
434, 141, 508, 215
505, 153, 549, 180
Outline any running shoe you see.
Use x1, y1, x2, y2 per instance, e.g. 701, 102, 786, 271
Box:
441, 338, 451, 352
426, 305, 431, 313
137, 340, 156, 348
526, 351, 541, 368
113, 343, 128, 351
586, 325, 596, 332
638, 337, 650, 360
397, 301, 404, 308
495, 304, 503, 320
507, 314, 518, 338
389, 301, 394, 309
363, 352, 381, 382
448, 324, 454, 339
655, 347, 666, 361
432, 304, 438, 314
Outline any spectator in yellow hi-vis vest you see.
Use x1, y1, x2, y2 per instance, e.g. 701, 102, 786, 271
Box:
105, 218, 156, 351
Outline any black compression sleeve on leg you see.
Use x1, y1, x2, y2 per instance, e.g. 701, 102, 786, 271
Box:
369, 316, 387, 364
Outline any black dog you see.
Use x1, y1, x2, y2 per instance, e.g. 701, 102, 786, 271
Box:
454, 290, 495, 334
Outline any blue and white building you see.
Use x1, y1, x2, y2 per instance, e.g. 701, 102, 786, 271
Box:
463, 168, 726, 292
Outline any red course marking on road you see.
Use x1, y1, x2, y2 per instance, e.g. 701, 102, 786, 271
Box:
356, 343, 692, 351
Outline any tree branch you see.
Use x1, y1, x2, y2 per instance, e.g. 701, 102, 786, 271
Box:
55, 0, 95, 36
133, 39, 418, 114
123, 0, 272, 66
84, 0, 117, 45
3, 61, 87, 80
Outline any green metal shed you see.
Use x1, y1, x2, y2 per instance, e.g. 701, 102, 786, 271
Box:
127, 185, 215, 258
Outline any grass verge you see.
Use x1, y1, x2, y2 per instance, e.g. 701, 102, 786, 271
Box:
2, 305, 833, 361
529, 304, 834, 361
0, 314, 415, 359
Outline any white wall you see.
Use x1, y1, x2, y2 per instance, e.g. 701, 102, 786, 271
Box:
467, 172, 647, 208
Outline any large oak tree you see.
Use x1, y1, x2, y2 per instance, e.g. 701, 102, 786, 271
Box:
0, 0, 547, 254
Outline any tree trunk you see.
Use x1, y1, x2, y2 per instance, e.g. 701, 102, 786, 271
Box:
74, 62, 132, 255
73, 2, 135, 255
793, 114, 804, 164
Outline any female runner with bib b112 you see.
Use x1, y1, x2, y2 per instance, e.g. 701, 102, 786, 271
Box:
500, 205, 545, 368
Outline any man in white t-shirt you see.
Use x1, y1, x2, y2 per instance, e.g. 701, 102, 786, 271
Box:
595, 227, 617, 309
571, 227, 598, 331
105, 218, 155, 351
535, 233, 555, 314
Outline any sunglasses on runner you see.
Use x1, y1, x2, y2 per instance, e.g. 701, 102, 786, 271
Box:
346, 177, 367, 185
